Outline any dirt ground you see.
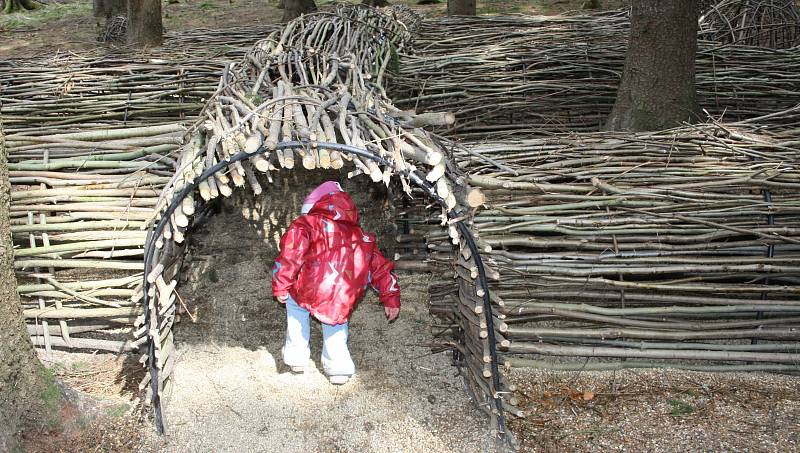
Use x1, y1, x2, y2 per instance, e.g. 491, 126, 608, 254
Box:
508, 368, 800, 452
0, 0, 285, 58
22, 351, 156, 453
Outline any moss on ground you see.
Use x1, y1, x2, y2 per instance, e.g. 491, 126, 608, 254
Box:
0, 1, 92, 32
37, 367, 66, 432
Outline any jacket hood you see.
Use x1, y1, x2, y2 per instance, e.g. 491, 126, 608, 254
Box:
307, 191, 360, 224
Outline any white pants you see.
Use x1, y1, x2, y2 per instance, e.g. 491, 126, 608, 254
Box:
282, 296, 355, 376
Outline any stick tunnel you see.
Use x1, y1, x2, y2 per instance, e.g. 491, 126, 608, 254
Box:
137, 4, 513, 443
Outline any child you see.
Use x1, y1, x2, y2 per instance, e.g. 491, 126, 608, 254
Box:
272, 181, 401, 385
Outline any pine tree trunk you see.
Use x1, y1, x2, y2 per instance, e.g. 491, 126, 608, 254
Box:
447, 0, 475, 15
0, 127, 61, 451
281, 0, 316, 22
94, 0, 126, 19
362, 0, 391, 7
2, 0, 39, 14
605, 0, 699, 131
127, 0, 162, 47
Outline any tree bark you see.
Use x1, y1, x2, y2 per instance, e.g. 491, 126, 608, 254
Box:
362, 0, 390, 7
94, 0, 126, 19
2, 0, 39, 14
127, 0, 162, 48
0, 125, 62, 451
605, 0, 699, 131
447, 0, 475, 15
281, 0, 316, 22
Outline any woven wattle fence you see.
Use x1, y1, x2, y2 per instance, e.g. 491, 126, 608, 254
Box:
392, 11, 800, 139
1, 24, 286, 356
699, 0, 800, 49
447, 123, 800, 372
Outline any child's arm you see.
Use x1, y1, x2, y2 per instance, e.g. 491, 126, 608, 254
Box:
272, 220, 311, 303
368, 248, 401, 320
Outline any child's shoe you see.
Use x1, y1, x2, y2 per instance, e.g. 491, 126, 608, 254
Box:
328, 375, 350, 385
290, 366, 305, 374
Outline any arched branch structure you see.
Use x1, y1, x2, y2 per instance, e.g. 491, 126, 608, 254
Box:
141, 140, 508, 438
138, 4, 517, 447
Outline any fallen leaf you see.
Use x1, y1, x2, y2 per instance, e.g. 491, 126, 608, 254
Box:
583, 391, 595, 401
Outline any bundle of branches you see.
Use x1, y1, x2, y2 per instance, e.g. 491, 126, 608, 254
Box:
700, 0, 800, 48
143, 4, 515, 434
393, 13, 800, 138
423, 122, 800, 372
5, 123, 186, 354
0, 59, 222, 128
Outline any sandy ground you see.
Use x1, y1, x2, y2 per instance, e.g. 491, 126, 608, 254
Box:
150, 204, 497, 453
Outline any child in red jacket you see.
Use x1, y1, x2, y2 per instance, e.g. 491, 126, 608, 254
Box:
272, 181, 401, 384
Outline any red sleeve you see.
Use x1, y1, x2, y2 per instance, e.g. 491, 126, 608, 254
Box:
272, 218, 311, 300
369, 248, 400, 309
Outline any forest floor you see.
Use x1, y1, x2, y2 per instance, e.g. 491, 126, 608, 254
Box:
0, 0, 626, 58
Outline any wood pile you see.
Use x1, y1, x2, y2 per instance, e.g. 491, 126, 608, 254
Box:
423, 122, 800, 372
393, 12, 800, 139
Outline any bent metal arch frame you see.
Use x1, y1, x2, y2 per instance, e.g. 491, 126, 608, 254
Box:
141, 140, 510, 443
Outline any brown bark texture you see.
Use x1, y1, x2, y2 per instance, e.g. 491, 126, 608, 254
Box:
0, 125, 57, 451
2, 0, 39, 14
605, 0, 699, 131
447, 0, 475, 15
94, 0, 126, 18
281, 0, 317, 22
127, 0, 163, 47
362, 0, 391, 7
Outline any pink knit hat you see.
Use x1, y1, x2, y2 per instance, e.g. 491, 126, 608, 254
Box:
301, 181, 343, 214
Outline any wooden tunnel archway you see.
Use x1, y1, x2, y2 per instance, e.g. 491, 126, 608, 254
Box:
140, 139, 509, 441
134, 5, 518, 446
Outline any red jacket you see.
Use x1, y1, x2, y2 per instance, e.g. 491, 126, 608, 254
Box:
272, 191, 401, 325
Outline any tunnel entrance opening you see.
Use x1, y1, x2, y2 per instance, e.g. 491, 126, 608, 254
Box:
156, 170, 499, 451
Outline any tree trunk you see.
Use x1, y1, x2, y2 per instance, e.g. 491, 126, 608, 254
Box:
96, 0, 128, 43
127, 0, 162, 48
2, 0, 39, 14
94, 0, 126, 18
447, 0, 475, 15
281, 0, 316, 22
0, 127, 63, 451
605, 0, 699, 131
362, 0, 390, 7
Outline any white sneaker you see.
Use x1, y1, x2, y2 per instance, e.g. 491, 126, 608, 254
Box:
290, 366, 304, 374
328, 375, 350, 385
